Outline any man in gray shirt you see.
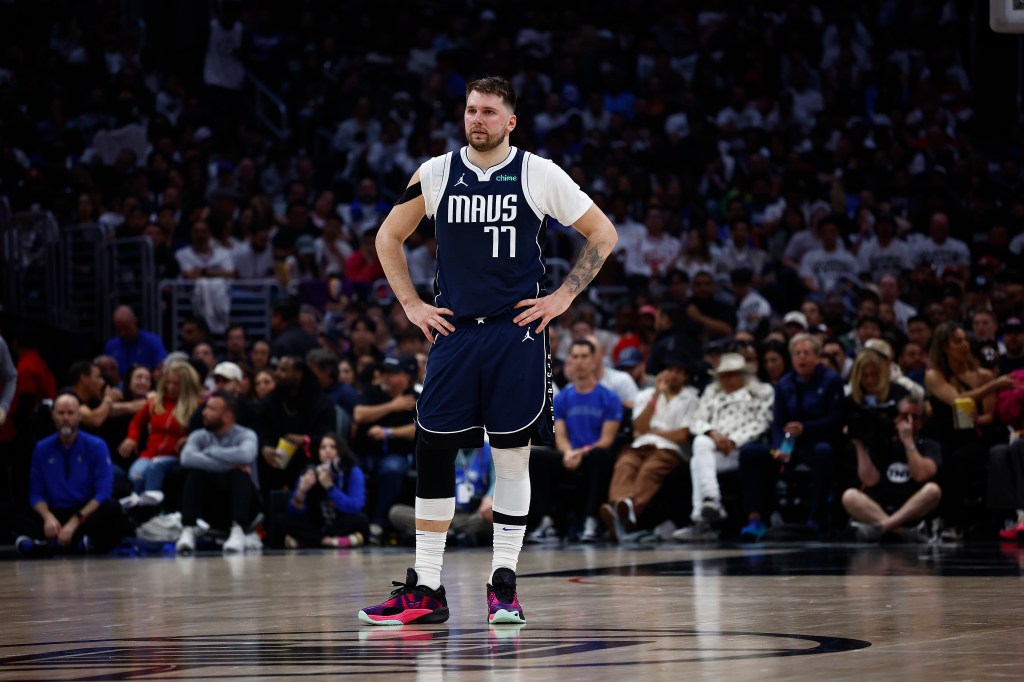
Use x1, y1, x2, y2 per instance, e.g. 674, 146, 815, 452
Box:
176, 391, 260, 554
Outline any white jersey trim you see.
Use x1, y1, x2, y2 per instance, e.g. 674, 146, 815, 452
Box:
420, 152, 453, 219
460, 146, 517, 181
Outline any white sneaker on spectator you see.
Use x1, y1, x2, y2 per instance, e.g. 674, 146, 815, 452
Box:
223, 523, 246, 554
580, 516, 600, 543
175, 527, 196, 555
526, 516, 559, 544
139, 490, 164, 507
119, 492, 141, 509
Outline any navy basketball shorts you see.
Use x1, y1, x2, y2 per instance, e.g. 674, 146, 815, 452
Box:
416, 316, 554, 449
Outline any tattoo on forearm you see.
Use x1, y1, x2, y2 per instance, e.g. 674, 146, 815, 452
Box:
565, 240, 611, 294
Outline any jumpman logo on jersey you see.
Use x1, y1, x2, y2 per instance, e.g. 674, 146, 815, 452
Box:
522, 328, 535, 342
454, 173, 468, 188
475, 317, 486, 325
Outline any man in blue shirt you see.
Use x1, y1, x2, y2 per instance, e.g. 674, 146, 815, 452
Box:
104, 305, 168, 378
17, 393, 132, 555
529, 338, 622, 542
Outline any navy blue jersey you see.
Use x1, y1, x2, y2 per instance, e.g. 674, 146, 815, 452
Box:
434, 148, 546, 319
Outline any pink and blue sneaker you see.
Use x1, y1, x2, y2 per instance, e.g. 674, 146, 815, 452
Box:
487, 567, 526, 624
358, 568, 450, 625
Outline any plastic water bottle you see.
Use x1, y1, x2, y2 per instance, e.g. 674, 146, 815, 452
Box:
777, 432, 794, 463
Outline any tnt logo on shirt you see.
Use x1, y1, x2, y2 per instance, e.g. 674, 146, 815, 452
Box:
886, 462, 910, 485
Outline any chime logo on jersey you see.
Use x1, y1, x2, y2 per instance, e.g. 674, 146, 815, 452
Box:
446, 194, 518, 223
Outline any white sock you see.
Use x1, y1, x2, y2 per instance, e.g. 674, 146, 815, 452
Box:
414, 530, 447, 590
491, 522, 526, 582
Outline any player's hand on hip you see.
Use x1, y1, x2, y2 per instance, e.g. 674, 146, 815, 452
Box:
406, 299, 455, 341
514, 290, 571, 333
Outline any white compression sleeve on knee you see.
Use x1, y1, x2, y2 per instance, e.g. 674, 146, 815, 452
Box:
490, 445, 531, 518
415, 496, 456, 522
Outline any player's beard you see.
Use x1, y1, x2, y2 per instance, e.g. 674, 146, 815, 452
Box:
466, 126, 506, 152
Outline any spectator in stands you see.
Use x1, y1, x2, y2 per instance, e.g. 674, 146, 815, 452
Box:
351, 354, 419, 544
687, 271, 737, 342
104, 305, 168, 378
615, 347, 653, 390
175, 219, 236, 280
733, 267, 772, 336
647, 302, 703, 373
863, 338, 925, 401
178, 317, 210, 354
254, 369, 276, 400
602, 353, 698, 542
799, 215, 859, 295
67, 360, 135, 433
674, 353, 774, 542
914, 212, 970, 272
584, 334, 638, 410
857, 213, 913, 284
315, 214, 354, 277
280, 432, 368, 549
103, 364, 153, 480
269, 299, 319, 362
1000, 317, 1024, 375
255, 355, 337, 495
925, 322, 1013, 530
739, 333, 844, 540
344, 315, 385, 367
307, 348, 358, 417
3, 327, 56, 502
843, 396, 940, 543
119, 360, 203, 501
175, 391, 261, 554
757, 340, 791, 387
250, 339, 271, 373
344, 229, 386, 294
530, 339, 621, 543
17, 393, 133, 556
232, 223, 275, 279
222, 325, 249, 366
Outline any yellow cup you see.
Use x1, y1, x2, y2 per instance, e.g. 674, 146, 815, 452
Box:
275, 438, 297, 468
953, 397, 975, 430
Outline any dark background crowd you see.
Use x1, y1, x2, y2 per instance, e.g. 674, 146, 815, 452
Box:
3, 0, 1024, 554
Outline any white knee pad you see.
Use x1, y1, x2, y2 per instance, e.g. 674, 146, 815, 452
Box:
491, 445, 531, 518
415, 496, 455, 522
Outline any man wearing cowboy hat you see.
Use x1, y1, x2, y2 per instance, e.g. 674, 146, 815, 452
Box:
674, 353, 774, 542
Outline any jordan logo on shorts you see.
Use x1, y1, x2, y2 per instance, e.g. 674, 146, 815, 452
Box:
522, 329, 535, 342
454, 173, 468, 188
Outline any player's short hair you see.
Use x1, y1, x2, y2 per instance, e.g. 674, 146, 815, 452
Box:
466, 76, 517, 112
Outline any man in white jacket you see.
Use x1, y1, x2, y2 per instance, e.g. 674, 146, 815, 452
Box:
675, 353, 774, 541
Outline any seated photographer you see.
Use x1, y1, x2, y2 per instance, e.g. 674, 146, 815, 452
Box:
279, 433, 369, 548
175, 391, 261, 554
842, 396, 941, 543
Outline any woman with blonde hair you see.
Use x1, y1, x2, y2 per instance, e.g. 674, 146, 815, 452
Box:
848, 349, 900, 407
119, 360, 203, 501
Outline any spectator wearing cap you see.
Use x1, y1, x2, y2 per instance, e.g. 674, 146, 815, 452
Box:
1000, 317, 1024, 375
616, 347, 652, 390
352, 354, 419, 543
187, 361, 256, 432
674, 353, 774, 542
601, 353, 699, 542
732, 267, 772, 336
856, 213, 913, 284
739, 333, 845, 539
782, 310, 808, 339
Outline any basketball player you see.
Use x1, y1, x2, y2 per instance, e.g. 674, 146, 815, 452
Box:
358, 76, 617, 625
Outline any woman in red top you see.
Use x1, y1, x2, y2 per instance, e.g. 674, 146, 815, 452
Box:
120, 361, 202, 497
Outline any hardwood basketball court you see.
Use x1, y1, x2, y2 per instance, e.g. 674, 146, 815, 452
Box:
1, 542, 1023, 680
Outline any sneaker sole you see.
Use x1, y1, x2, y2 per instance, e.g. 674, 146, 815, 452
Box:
489, 609, 526, 625
358, 608, 450, 626
700, 505, 726, 524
